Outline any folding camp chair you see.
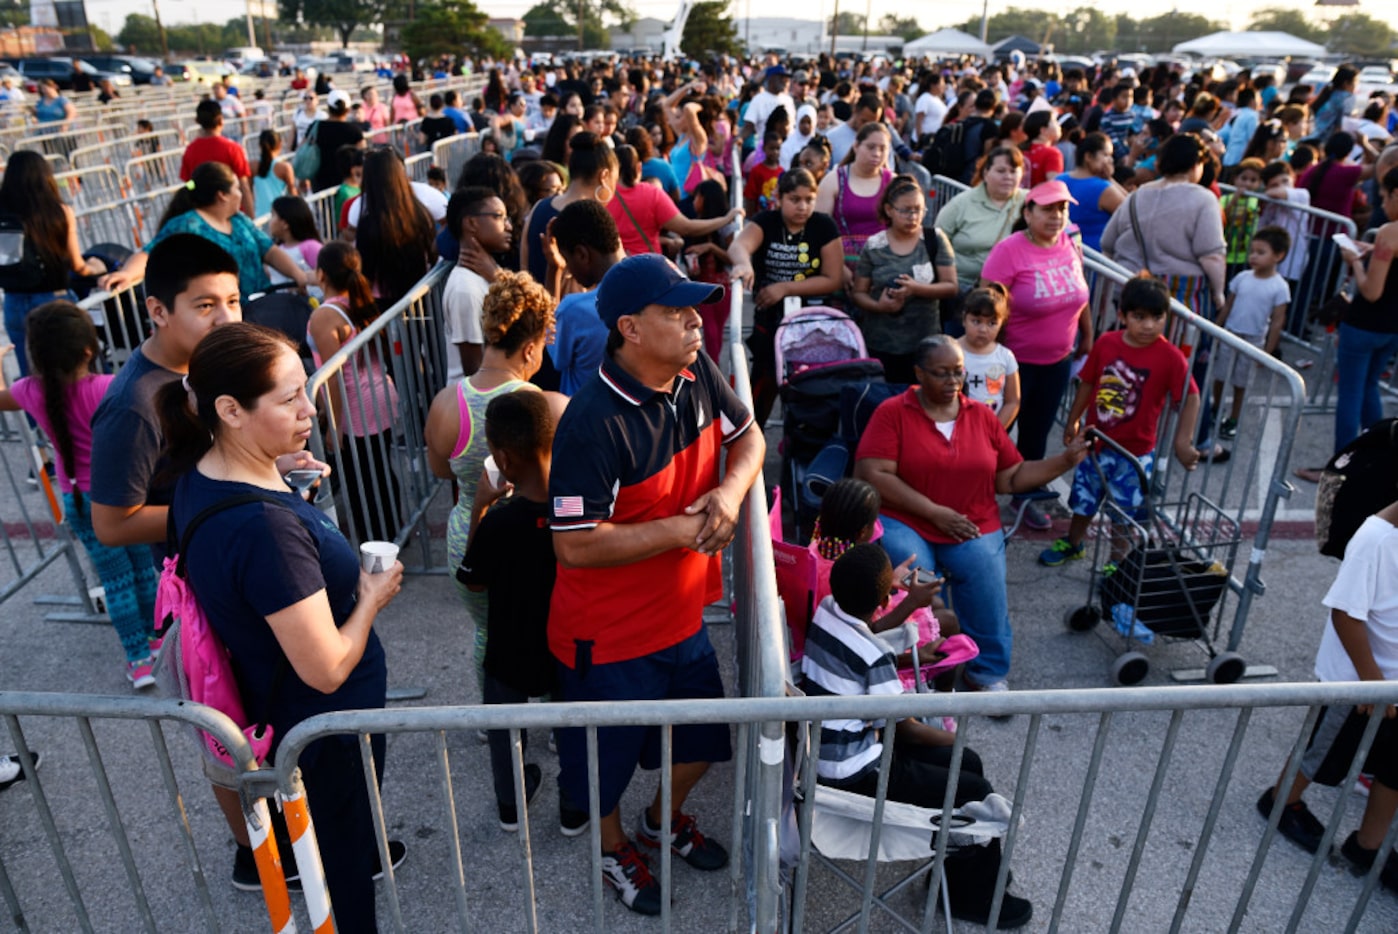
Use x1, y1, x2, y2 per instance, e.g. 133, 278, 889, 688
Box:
792, 774, 1015, 932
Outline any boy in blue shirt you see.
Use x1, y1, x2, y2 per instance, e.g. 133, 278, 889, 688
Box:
549, 200, 619, 395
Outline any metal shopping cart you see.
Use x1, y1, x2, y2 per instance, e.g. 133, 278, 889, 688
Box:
1063, 429, 1246, 686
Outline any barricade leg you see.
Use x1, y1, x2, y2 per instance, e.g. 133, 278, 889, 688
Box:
280, 777, 330, 933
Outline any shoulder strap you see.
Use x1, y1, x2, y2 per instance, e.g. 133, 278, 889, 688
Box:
1127, 192, 1151, 271
613, 189, 657, 254
173, 492, 289, 579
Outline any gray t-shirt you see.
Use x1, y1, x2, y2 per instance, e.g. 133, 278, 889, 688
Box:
854, 227, 954, 353
1226, 270, 1291, 338
1100, 182, 1226, 278
90, 344, 180, 513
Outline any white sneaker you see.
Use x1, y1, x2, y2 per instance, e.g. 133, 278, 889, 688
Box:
0, 751, 40, 791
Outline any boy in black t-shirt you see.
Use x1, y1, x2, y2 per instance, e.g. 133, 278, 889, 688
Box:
458, 392, 584, 833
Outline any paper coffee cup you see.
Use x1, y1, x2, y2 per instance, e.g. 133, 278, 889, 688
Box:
360, 541, 399, 574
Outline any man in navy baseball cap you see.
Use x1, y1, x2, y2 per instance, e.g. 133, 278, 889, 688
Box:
596, 253, 724, 331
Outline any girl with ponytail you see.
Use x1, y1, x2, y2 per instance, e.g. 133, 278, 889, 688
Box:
0, 301, 159, 687
307, 241, 400, 542
252, 129, 296, 218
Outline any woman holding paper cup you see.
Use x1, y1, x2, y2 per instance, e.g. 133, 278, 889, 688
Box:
157, 322, 404, 932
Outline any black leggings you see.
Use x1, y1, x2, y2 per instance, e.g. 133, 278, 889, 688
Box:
822, 743, 992, 809
1015, 355, 1073, 462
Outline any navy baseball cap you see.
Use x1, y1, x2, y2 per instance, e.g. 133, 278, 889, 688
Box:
765, 65, 790, 80
595, 254, 724, 329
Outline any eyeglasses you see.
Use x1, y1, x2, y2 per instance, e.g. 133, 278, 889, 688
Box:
923, 368, 966, 382
891, 206, 925, 218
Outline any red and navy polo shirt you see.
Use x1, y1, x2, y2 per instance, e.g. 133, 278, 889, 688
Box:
547, 350, 754, 667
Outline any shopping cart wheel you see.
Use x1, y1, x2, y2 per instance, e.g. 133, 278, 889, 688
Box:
1206, 652, 1246, 684
1111, 652, 1150, 686
1064, 606, 1100, 632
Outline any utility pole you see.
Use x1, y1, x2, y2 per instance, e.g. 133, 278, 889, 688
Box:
151, 0, 169, 58
245, 0, 256, 48
578, 0, 585, 50
979, 0, 990, 44
862, 0, 869, 51
829, 0, 838, 56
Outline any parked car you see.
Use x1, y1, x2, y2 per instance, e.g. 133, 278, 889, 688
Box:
1296, 65, 1337, 96
2, 57, 128, 91
175, 59, 232, 84
328, 52, 375, 73
83, 55, 159, 85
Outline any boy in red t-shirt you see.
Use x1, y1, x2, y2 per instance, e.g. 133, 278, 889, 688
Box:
743, 129, 784, 217
1040, 275, 1202, 566
1024, 110, 1063, 187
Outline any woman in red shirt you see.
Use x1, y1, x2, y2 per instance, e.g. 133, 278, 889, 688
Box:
1024, 110, 1064, 187
605, 145, 740, 257
855, 336, 1088, 692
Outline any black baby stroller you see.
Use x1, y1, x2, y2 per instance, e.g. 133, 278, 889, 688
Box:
774, 306, 884, 541
244, 282, 317, 374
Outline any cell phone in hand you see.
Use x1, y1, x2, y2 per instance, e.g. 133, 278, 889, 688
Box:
902, 568, 941, 587
1332, 232, 1360, 254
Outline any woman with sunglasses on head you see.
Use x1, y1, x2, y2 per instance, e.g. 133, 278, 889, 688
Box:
849, 176, 958, 383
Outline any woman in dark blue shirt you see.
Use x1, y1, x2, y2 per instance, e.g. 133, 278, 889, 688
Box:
158, 322, 404, 932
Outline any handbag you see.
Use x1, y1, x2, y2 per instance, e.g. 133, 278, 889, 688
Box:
291, 120, 320, 181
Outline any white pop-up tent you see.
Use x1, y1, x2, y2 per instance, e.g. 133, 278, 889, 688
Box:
903, 28, 993, 59
1172, 31, 1328, 59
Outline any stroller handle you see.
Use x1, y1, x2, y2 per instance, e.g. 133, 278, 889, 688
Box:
1084, 426, 1152, 495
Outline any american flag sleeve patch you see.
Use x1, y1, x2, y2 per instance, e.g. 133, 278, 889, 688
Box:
553, 495, 585, 518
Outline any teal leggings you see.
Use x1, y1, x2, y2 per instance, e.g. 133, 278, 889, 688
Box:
62, 492, 158, 663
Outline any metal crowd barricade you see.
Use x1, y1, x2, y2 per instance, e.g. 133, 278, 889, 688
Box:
928, 174, 1306, 670
124, 148, 184, 194
70, 130, 182, 171
54, 165, 128, 211
404, 151, 433, 182
0, 691, 297, 933
255, 680, 1398, 933
430, 132, 480, 187
78, 276, 150, 371
15, 124, 127, 162
304, 187, 341, 241
304, 262, 452, 570
73, 182, 179, 251
0, 407, 99, 621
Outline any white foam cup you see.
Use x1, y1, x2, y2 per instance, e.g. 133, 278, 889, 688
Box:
360, 541, 399, 574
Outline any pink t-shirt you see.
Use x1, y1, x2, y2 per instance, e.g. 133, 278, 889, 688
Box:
10, 373, 114, 492
607, 182, 680, 256
979, 230, 1090, 366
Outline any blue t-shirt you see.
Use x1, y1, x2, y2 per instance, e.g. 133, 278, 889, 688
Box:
443, 107, 470, 133
550, 291, 608, 396
146, 212, 275, 298
642, 157, 680, 199
89, 345, 180, 558
172, 470, 386, 759
1061, 174, 1112, 253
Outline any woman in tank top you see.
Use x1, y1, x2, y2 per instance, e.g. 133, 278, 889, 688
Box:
425, 272, 559, 683
815, 121, 894, 289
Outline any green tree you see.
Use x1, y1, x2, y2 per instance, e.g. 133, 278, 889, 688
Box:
1247, 7, 1324, 43
402, 0, 510, 63
116, 13, 163, 52
878, 14, 923, 43
0, 0, 28, 30
959, 7, 1058, 46
1056, 7, 1116, 56
1111, 12, 1219, 52
1328, 13, 1396, 58
680, 2, 742, 59
281, 0, 388, 48
90, 24, 115, 51
522, 0, 634, 48
827, 11, 866, 37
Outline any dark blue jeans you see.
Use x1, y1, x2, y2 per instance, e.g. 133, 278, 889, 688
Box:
4, 289, 75, 377
1334, 323, 1398, 454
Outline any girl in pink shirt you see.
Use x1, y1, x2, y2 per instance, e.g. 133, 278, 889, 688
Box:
0, 302, 159, 687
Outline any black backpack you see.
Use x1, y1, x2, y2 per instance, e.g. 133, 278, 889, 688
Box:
0, 214, 49, 293
1315, 419, 1398, 559
921, 121, 968, 183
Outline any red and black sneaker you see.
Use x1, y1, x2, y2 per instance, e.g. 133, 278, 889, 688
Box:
636, 809, 729, 871
601, 840, 662, 915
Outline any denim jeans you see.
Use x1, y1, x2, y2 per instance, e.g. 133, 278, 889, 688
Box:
1334, 323, 1398, 455
877, 513, 1012, 683
4, 289, 75, 377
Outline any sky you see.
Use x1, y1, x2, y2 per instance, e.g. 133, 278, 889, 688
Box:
77, 0, 1376, 39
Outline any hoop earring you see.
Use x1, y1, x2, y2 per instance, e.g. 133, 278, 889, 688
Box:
595, 183, 612, 201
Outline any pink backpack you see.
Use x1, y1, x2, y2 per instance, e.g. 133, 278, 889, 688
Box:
154, 494, 287, 770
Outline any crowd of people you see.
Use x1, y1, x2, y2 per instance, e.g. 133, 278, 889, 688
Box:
2, 45, 1397, 930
